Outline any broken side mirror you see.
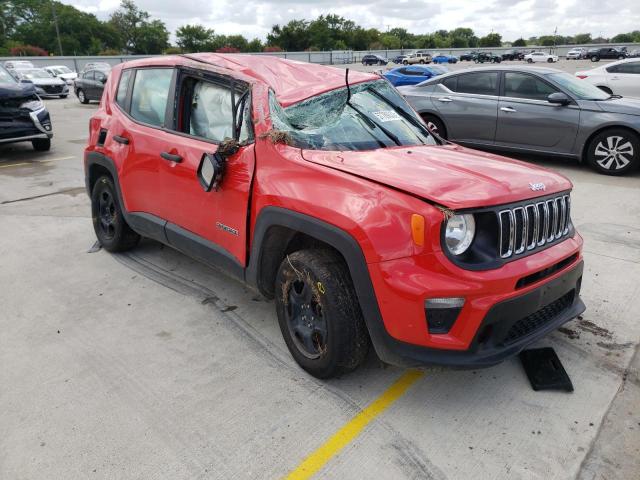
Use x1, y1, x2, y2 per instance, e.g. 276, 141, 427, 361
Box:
197, 152, 226, 192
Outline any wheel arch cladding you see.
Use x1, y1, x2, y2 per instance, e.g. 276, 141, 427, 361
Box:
246, 207, 395, 361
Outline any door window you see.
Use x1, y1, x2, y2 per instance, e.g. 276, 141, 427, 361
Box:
130, 68, 173, 127
442, 76, 457, 92
607, 62, 640, 74
116, 69, 132, 108
83, 71, 94, 80
456, 72, 498, 95
180, 77, 251, 143
504, 72, 558, 101
95, 71, 107, 83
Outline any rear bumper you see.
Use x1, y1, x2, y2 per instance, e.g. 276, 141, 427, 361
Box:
374, 261, 584, 368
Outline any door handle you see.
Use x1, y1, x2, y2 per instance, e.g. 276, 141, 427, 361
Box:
160, 151, 183, 163
500, 106, 517, 113
113, 135, 129, 145
438, 97, 453, 102
610, 76, 619, 80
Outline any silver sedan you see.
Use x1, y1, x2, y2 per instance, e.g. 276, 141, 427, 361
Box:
399, 66, 640, 175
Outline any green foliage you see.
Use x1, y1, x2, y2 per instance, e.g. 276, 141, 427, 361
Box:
479, 33, 502, 47
512, 38, 527, 47
176, 24, 215, 52
573, 33, 592, 44
109, 0, 168, 54
611, 33, 633, 43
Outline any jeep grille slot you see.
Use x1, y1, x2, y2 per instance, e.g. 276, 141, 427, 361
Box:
499, 194, 570, 259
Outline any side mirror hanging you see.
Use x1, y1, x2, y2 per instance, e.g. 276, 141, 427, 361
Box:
197, 152, 226, 192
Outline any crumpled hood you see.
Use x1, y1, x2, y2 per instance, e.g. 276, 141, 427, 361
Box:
301, 144, 572, 210
0, 82, 37, 100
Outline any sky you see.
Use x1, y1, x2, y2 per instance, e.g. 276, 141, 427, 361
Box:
61, 0, 639, 42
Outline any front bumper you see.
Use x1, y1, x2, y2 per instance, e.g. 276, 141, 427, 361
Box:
0, 107, 52, 144
377, 261, 584, 368
365, 236, 585, 368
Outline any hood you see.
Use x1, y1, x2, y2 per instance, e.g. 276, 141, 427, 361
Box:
0, 81, 37, 100
30, 77, 66, 86
57, 73, 77, 80
595, 96, 640, 114
301, 144, 572, 210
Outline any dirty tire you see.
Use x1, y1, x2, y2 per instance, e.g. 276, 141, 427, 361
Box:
275, 249, 369, 379
586, 128, 639, 176
32, 138, 51, 151
91, 175, 140, 252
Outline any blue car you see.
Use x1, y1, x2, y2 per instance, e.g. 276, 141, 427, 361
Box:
383, 65, 448, 87
432, 53, 459, 64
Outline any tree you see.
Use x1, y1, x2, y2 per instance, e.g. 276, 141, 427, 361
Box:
176, 24, 215, 52
108, 0, 168, 54
479, 33, 502, 47
573, 33, 592, 44
267, 20, 311, 51
512, 38, 526, 46
611, 33, 633, 43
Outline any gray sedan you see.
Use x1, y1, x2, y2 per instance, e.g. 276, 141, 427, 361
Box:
398, 66, 640, 175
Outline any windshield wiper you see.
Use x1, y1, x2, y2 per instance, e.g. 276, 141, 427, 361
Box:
346, 102, 402, 146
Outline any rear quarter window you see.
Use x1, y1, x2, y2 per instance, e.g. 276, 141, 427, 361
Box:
129, 68, 173, 127
116, 70, 132, 109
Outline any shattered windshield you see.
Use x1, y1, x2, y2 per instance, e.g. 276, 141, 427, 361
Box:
269, 79, 437, 151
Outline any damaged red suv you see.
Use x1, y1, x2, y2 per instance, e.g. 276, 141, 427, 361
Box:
84, 54, 585, 378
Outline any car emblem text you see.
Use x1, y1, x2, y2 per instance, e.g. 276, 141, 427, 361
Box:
529, 182, 546, 192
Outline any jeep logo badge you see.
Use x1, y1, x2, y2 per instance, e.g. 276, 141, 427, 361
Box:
529, 182, 546, 191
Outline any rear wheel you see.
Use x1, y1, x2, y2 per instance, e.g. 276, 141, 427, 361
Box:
32, 138, 51, 151
91, 175, 140, 251
419, 59, 425, 64
591, 56, 599, 62
547, 57, 554, 63
587, 129, 639, 176
402, 60, 408, 65
275, 249, 369, 378
527, 58, 533, 63
618, 55, 625, 60
421, 114, 446, 139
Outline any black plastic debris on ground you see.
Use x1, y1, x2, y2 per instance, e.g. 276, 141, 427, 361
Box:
520, 347, 574, 392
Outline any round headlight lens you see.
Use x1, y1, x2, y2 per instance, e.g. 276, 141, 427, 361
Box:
445, 214, 476, 255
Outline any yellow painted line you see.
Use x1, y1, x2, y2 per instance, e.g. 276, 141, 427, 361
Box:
0, 162, 29, 169
284, 369, 424, 480
0, 156, 75, 169
42, 155, 75, 163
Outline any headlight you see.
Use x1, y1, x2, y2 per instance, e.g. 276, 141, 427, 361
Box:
445, 214, 475, 255
20, 98, 44, 111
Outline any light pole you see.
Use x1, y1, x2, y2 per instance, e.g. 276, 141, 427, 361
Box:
51, 0, 64, 56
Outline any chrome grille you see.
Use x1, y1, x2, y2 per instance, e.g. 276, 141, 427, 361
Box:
499, 194, 571, 259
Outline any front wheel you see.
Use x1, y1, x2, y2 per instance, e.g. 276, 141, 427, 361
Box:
618, 55, 625, 60
421, 114, 447, 139
587, 129, 639, 176
419, 59, 425, 64
547, 58, 554, 63
275, 250, 369, 378
402, 60, 409, 65
591, 56, 599, 62
91, 175, 141, 251
527, 58, 533, 63
77, 89, 89, 104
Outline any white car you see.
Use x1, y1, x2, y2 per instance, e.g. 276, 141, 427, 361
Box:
43, 65, 78, 85
524, 52, 559, 63
576, 58, 640, 98
566, 48, 586, 60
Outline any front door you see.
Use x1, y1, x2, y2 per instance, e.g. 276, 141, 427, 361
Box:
495, 71, 579, 154
159, 70, 255, 266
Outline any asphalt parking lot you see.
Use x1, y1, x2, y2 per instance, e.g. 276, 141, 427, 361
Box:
1, 61, 639, 479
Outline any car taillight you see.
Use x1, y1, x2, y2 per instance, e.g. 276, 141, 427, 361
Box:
576, 75, 588, 79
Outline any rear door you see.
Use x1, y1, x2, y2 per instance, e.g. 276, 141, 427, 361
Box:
606, 61, 640, 97
159, 69, 255, 266
81, 70, 95, 96
93, 70, 107, 100
495, 71, 579, 154
432, 71, 499, 144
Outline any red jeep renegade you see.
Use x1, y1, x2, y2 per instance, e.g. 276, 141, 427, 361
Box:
84, 54, 585, 378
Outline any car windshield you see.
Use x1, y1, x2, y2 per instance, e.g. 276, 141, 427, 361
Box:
19, 69, 54, 79
269, 79, 438, 151
54, 66, 72, 74
0, 67, 17, 83
547, 72, 611, 100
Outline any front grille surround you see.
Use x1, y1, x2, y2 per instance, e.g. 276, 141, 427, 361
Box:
499, 194, 571, 259
440, 190, 574, 271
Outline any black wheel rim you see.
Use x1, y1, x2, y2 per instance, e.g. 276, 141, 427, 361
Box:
98, 190, 116, 239
285, 278, 327, 359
